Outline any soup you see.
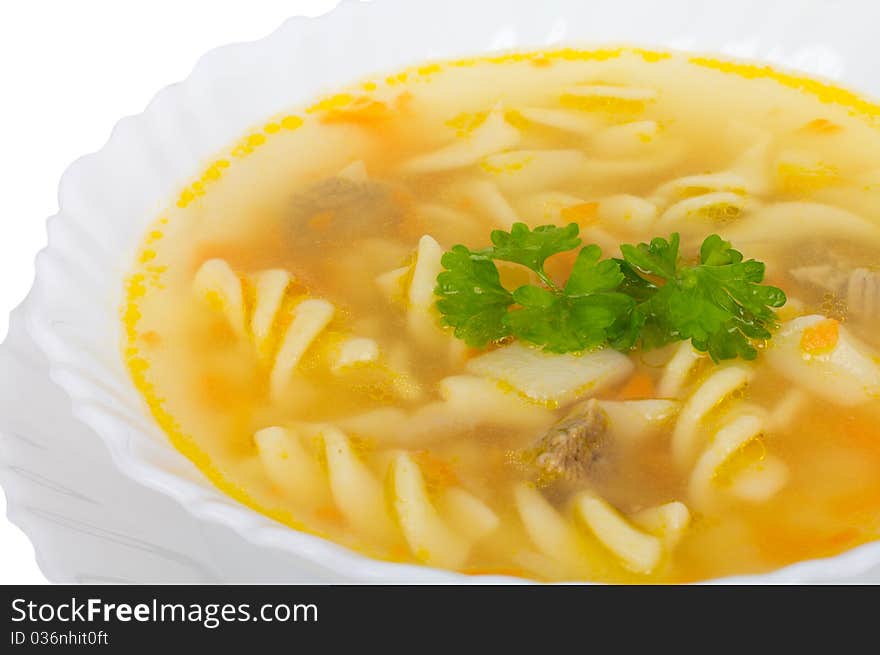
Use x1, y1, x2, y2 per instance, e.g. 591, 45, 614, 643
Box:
124, 48, 880, 582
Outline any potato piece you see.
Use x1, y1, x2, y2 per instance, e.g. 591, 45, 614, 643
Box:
466, 341, 633, 405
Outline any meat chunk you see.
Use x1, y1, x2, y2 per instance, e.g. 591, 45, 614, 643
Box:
846, 268, 880, 320
791, 264, 880, 320
530, 399, 609, 483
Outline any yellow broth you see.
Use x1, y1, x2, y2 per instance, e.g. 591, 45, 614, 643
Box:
124, 48, 880, 582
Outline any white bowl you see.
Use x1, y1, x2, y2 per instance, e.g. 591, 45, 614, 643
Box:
11, 0, 880, 583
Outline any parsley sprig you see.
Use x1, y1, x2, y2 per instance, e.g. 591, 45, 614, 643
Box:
434, 223, 786, 361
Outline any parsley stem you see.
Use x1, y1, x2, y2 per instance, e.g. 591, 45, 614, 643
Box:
535, 269, 561, 293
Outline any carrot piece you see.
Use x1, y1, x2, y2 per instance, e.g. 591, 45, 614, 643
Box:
560, 201, 599, 226
616, 372, 655, 400
800, 318, 839, 355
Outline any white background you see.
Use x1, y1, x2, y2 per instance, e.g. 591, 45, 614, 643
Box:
0, 0, 340, 585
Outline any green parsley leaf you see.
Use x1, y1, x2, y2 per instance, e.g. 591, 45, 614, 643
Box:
564, 245, 625, 296
434, 245, 513, 348
433, 222, 786, 363
619, 233, 680, 280
490, 222, 581, 288
504, 290, 635, 354
502, 245, 636, 353
621, 233, 787, 361
699, 233, 742, 266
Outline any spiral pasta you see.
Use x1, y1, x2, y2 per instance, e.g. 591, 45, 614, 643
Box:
455, 179, 519, 229
674, 357, 809, 512
725, 202, 880, 249
254, 424, 499, 569
338, 374, 553, 447
402, 109, 520, 173
482, 149, 589, 194
515, 106, 601, 137
591, 120, 661, 158
375, 234, 473, 369
687, 411, 790, 511
253, 425, 331, 508
767, 315, 880, 406
192, 258, 249, 337
413, 204, 481, 243
574, 493, 666, 574
194, 259, 400, 398
579, 142, 684, 180
688, 412, 763, 511
559, 84, 658, 113
194, 259, 331, 396
774, 148, 840, 193
657, 191, 754, 231
514, 483, 690, 576
599, 399, 680, 447
270, 299, 335, 397
656, 341, 705, 399
630, 501, 691, 548
671, 365, 755, 468
515, 191, 590, 225
651, 172, 754, 206
658, 347, 795, 511
594, 194, 658, 235
513, 483, 597, 577
250, 269, 294, 355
